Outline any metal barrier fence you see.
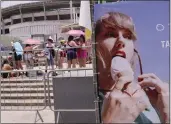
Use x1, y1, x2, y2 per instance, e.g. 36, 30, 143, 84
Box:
1, 46, 92, 105
46, 68, 97, 123
1, 69, 47, 111
1, 46, 92, 71
46, 68, 93, 110
0, 45, 97, 123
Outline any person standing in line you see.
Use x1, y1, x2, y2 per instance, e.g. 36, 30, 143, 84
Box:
44, 37, 57, 76
77, 35, 87, 68
86, 39, 92, 64
66, 35, 78, 68
73, 37, 81, 66
24, 44, 34, 69
58, 40, 67, 69
13, 42, 23, 71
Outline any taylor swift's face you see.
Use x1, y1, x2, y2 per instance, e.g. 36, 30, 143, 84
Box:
97, 26, 134, 62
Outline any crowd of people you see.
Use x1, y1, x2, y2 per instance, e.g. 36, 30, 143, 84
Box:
1, 35, 92, 78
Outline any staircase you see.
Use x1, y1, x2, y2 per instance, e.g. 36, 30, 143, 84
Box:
1, 78, 54, 110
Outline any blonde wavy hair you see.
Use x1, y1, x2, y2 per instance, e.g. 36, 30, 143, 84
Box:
95, 12, 138, 91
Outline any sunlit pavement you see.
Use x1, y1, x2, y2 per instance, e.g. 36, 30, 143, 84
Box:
1, 108, 55, 123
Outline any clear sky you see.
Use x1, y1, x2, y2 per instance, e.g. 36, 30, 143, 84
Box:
94, 1, 169, 82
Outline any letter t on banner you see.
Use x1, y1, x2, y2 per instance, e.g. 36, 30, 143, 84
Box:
79, 1, 92, 40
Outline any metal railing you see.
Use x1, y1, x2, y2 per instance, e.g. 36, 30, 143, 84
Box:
46, 68, 96, 123
0, 41, 99, 122
1, 69, 47, 111
0, 45, 96, 120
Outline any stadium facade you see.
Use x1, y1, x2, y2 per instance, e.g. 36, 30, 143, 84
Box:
1, 1, 80, 43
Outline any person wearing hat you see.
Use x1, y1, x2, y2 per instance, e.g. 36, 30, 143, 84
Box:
60, 40, 66, 47
44, 37, 57, 75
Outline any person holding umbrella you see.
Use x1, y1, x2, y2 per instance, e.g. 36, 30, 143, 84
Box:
23, 39, 41, 69
24, 44, 34, 69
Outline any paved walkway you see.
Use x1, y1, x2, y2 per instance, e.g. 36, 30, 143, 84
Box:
1, 108, 55, 123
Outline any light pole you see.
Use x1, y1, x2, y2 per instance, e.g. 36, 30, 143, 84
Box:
70, 0, 73, 22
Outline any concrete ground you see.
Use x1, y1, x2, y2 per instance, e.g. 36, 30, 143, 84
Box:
1, 108, 55, 123
1, 105, 160, 123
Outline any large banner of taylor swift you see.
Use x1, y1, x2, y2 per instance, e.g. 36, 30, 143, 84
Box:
94, 1, 169, 123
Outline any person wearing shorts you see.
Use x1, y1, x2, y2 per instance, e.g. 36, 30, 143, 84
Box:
66, 36, 78, 68
13, 42, 23, 70
58, 44, 66, 69
44, 38, 57, 76
77, 35, 87, 68
14, 53, 22, 61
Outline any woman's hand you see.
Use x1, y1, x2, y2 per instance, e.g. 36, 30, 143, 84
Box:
102, 77, 149, 123
138, 73, 169, 123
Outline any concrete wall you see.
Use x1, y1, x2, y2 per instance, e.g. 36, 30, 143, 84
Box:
3, 8, 80, 24
9, 20, 72, 41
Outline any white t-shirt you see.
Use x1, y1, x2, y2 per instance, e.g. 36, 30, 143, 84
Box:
44, 48, 50, 59
45, 43, 55, 59
46, 43, 54, 48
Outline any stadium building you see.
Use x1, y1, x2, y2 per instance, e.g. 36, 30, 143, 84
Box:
1, 1, 80, 43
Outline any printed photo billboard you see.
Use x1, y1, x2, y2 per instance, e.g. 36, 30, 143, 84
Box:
94, 1, 169, 123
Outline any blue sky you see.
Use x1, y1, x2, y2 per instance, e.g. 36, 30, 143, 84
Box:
94, 1, 169, 82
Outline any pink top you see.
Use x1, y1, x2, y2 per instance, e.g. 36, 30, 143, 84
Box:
77, 43, 87, 58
